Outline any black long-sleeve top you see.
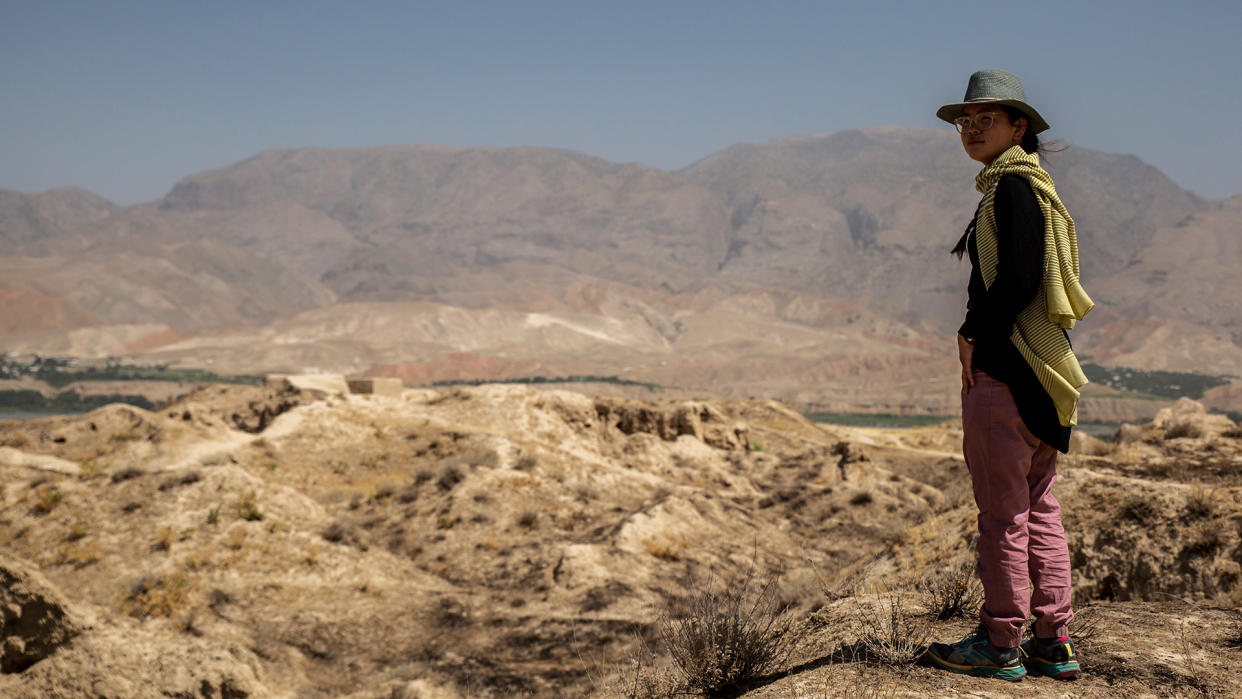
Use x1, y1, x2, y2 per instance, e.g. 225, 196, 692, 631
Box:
959, 174, 1072, 453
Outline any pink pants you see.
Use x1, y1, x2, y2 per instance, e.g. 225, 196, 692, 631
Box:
962, 370, 1073, 648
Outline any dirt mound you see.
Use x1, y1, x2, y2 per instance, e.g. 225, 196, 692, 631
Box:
0, 553, 82, 673
163, 382, 316, 433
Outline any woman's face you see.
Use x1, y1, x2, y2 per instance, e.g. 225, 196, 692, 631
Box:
959, 103, 1026, 164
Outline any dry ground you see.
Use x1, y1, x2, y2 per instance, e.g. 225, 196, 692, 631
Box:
1, 385, 1239, 697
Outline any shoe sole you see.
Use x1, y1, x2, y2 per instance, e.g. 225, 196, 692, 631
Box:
1023, 657, 1080, 679
927, 650, 1027, 681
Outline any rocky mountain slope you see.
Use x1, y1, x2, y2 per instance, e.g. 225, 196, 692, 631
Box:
1, 129, 1239, 414
1, 386, 1239, 696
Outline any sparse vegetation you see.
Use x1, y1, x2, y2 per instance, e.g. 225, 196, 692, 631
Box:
429, 374, 661, 391
78, 458, 105, 479
805, 411, 952, 428
237, 491, 262, 521
849, 491, 874, 507
852, 589, 931, 666
644, 535, 684, 562
436, 465, 464, 491
1119, 493, 1161, 525
1081, 363, 1231, 400
123, 570, 193, 618
656, 570, 798, 695
33, 485, 64, 515
153, 526, 176, 551
516, 511, 538, 530
918, 560, 982, 621
1184, 485, 1219, 521
1166, 421, 1204, 440
66, 520, 89, 541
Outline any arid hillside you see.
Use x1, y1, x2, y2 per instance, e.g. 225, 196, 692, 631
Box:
2, 129, 1239, 417
1, 385, 1239, 697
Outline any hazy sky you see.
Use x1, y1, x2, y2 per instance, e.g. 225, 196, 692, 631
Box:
3, 0, 1240, 204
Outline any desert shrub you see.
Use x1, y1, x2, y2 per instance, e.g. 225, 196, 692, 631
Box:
1165, 421, 1202, 440
656, 570, 798, 695
110, 467, 144, 483
237, 491, 262, 521
1119, 494, 1161, 525
849, 491, 874, 507
124, 571, 193, 618
1184, 486, 1219, 521
153, 525, 175, 552
516, 511, 538, 530
66, 521, 89, 542
918, 560, 982, 620
1069, 604, 1101, 650
2, 432, 29, 448
78, 459, 105, 479
853, 590, 931, 666
644, 535, 684, 562
585, 636, 680, 699
33, 485, 64, 515
1182, 522, 1223, 557
437, 464, 464, 491
514, 454, 538, 471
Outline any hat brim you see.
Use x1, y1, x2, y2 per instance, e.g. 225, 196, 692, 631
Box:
936, 98, 1050, 134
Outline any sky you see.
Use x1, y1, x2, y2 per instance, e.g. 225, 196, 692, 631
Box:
3, 0, 1241, 205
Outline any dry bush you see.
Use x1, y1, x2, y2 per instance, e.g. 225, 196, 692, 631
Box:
1069, 604, 1101, 651
580, 631, 679, 699
853, 589, 931, 666
1184, 485, 1219, 521
33, 485, 64, 515
2, 432, 29, 448
236, 490, 262, 521
516, 511, 538, 530
124, 571, 193, 618
644, 534, 685, 562
656, 570, 798, 696
1165, 422, 1202, 440
1119, 493, 1161, 525
917, 560, 982, 621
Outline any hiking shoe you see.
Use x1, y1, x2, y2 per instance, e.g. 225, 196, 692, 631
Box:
927, 625, 1026, 681
1020, 636, 1080, 679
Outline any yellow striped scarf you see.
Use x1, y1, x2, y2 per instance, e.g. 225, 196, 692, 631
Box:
973, 145, 1095, 426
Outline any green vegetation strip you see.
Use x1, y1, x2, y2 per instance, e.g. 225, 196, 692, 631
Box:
804, 412, 953, 428
429, 375, 662, 390
2, 356, 260, 388
1080, 363, 1231, 400
0, 389, 156, 414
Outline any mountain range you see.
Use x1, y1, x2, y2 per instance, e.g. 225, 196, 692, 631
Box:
2, 127, 1239, 417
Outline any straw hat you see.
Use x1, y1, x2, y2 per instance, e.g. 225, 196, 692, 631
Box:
936, 69, 1050, 134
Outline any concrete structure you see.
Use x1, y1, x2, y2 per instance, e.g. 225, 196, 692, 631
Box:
346, 378, 404, 397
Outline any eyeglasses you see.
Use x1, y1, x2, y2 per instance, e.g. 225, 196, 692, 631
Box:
953, 112, 1006, 133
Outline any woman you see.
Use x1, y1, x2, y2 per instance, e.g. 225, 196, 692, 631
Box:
925, 69, 1093, 681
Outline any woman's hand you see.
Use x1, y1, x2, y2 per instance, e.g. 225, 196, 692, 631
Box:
957, 334, 975, 393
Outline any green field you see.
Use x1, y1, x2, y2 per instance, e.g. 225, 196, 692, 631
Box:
1081, 363, 1232, 400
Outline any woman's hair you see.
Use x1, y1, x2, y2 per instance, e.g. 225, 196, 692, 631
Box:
999, 105, 1041, 155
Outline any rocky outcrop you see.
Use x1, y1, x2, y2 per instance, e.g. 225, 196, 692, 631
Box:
593, 398, 750, 450
0, 553, 82, 673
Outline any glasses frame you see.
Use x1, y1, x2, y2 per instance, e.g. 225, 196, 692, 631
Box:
953, 112, 1007, 134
